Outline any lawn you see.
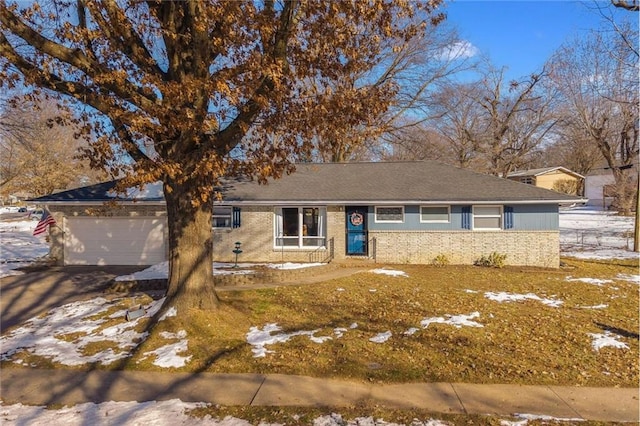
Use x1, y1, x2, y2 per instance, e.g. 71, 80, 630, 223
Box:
3, 258, 637, 388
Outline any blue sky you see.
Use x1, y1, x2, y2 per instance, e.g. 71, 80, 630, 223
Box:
443, 0, 634, 81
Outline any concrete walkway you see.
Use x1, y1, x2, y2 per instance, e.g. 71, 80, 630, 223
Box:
0, 368, 638, 422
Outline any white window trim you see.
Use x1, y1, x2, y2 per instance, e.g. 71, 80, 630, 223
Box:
273, 206, 326, 249
212, 206, 233, 229
420, 205, 450, 223
374, 206, 404, 223
472, 205, 503, 231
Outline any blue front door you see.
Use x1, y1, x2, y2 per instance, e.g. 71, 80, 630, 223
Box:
346, 206, 368, 255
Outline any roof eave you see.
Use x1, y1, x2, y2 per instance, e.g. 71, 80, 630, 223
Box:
218, 198, 588, 206
533, 167, 585, 179
35, 200, 166, 206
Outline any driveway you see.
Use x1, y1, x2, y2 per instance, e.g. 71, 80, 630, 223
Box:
0, 265, 146, 333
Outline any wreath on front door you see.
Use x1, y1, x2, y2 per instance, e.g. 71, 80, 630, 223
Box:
350, 211, 364, 226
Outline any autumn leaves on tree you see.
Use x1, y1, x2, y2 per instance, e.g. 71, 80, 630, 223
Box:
0, 1, 445, 309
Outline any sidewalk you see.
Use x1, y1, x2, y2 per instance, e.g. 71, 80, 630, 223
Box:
1, 369, 638, 422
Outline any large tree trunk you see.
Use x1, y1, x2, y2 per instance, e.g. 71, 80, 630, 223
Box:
164, 179, 219, 311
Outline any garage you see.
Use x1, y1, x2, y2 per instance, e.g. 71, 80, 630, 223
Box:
64, 217, 167, 266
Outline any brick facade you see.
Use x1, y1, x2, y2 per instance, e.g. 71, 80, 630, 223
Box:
211, 206, 345, 263
369, 230, 559, 268
47, 204, 560, 268
211, 207, 559, 267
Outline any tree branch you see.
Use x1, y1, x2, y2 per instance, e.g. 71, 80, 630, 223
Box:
215, 0, 299, 152
0, 5, 93, 71
0, 5, 158, 110
0, 32, 147, 141
611, 0, 639, 11
147, 1, 181, 80
112, 119, 154, 166
84, 0, 168, 80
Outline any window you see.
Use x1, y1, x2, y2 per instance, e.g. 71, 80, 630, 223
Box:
420, 206, 450, 223
473, 206, 502, 230
375, 206, 404, 223
213, 206, 232, 228
275, 207, 326, 248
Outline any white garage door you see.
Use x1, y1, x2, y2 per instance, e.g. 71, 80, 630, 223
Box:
64, 217, 167, 265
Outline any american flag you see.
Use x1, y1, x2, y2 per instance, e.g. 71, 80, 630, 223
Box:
33, 209, 56, 237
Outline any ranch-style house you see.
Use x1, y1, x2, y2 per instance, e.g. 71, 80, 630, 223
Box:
31, 161, 586, 268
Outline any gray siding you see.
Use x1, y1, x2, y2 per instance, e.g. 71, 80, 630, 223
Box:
366, 204, 558, 231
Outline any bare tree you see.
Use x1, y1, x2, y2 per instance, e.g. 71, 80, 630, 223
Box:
0, 94, 106, 199
312, 21, 476, 163
472, 66, 559, 177
532, 125, 603, 176
379, 122, 453, 163
0, 0, 444, 310
421, 81, 486, 168
548, 22, 639, 214
419, 63, 558, 176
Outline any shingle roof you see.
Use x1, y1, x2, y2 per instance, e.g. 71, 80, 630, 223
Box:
31, 161, 585, 205
221, 161, 583, 204
29, 180, 164, 203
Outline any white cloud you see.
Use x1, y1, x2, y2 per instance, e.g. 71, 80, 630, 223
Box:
438, 40, 479, 61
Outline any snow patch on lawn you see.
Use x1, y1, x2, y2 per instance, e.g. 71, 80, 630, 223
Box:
246, 312, 486, 356
579, 304, 608, 310
0, 297, 189, 368
369, 268, 409, 277
403, 327, 420, 336
485, 292, 563, 308
565, 276, 614, 286
500, 413, 585, 425
0, 401, 454, 426
420, 312, 484, 329
140, 330, 191, 368
369, 331, 392, 343
616, 273, 640, 285
588, 332, 629, 351
246, 323, 338, 358
314, 413, 449, 426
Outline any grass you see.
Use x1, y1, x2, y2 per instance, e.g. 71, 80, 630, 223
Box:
3, 258, 638, 388
130, 258, 638, 387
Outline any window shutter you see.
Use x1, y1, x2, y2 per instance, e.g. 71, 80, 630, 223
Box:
462, 206, 471, 229
504, 206, 514, 229
232, 207, 241, 228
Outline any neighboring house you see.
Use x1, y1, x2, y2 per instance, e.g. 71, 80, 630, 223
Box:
584, 171, 616, 209
31, 161, 585, 268
583, 159, 626, 210
506, 167, 584, 196
583, 161, 638, 210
